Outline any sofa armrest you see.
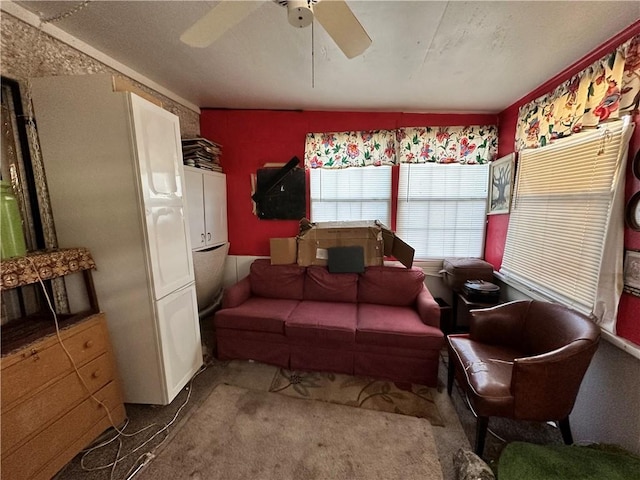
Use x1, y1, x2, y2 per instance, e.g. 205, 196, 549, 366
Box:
469, 300, 530, 346
416, 286, 441, 329
222, 276, 252, 309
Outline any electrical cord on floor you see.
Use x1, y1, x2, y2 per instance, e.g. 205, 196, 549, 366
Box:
79, 365, 206, 479
27, 257, 206, 480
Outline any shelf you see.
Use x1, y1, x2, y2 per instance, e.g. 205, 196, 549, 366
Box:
1, 248, 100, 355
0, 248, 96, 290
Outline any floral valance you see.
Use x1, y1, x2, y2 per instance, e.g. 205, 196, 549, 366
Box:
516, 34, 640, 151
304, 130, 396, 169
304, 125, 498, 169
396, 125, 498, 164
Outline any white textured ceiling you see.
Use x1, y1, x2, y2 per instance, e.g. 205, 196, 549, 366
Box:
10, 1, 640, 113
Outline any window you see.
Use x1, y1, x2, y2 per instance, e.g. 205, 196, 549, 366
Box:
309, 166, 392, 225
396, 162, 489, 259
500, 118, 632, 324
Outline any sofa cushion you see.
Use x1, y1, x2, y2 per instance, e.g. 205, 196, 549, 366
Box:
286, 301, 357, 343
214, 297, 300, 334
249, 259, 305, 300
356, 303, 443, 350
303, 266, 358, 303
358, 266, 426, 306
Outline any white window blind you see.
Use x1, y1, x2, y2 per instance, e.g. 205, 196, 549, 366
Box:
310, 166, 392, 225
500, 118, 632, 317
396, 163, 489, 259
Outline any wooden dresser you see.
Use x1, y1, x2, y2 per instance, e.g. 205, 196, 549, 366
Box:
1, 249, 126, 480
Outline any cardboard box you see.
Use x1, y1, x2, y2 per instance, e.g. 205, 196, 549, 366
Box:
270, 237, 297, 265
296, 220, 415, 268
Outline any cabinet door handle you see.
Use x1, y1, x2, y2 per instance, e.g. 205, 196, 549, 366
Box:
201, 233, 205, 243
23, 348, 39, 359
207, 232, 211, 241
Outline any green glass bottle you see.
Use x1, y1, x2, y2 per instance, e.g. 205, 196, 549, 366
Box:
1, 180, 27, 259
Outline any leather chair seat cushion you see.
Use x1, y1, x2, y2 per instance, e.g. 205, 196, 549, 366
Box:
214, 297, 300, 333
448, 335, 522, 417
286, 301, 357, 343
356, 303, 444, 350
303, 266, 358, 303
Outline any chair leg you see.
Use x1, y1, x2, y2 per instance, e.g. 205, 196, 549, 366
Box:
558, 417, 573, 445
475, 416, 489, 457
447, 354, 455, 396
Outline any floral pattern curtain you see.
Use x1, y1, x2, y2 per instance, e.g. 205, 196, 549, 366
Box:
396, 125, 498, 164
516, 34, 640, 151
305, 125, 499, 169
304, 130, 396, 169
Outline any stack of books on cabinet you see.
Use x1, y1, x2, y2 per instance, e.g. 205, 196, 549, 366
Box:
182, 137, 222, 172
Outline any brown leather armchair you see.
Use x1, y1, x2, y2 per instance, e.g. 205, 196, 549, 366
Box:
447, 300, 600, 457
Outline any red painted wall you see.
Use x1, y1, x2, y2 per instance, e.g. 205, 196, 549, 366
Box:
200, 110, 496, 257
618, 113, 640, 343
486, 22, 640, 345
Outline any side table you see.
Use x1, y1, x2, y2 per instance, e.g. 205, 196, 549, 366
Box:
451, 291, 500, 332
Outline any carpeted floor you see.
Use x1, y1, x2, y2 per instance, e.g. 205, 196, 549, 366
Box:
269, 367, 445, 426
136, 384, 443, 480
52, 319, 565, 480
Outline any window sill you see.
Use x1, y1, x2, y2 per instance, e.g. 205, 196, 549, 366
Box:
600, 330, 640, 361
493, 271, 640, 361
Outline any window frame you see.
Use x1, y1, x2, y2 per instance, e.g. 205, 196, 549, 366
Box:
499, 118, 633, 323
396, 162, 490, 260
309, 165, 393, 226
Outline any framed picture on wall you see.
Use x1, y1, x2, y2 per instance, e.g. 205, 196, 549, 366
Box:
488, 153, 516, 215
623, 249, 640, 297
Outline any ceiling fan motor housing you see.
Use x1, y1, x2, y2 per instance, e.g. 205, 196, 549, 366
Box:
286, 0, 314, 28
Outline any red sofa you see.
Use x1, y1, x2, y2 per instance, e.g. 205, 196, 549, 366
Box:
214, 259, 444, 386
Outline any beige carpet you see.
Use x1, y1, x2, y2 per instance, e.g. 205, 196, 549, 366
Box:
138, 384, 443, 480
270, 368, 445, 426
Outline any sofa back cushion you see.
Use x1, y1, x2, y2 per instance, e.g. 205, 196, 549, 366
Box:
358, 266, 425, 306
303, 266, 358, 303
249, 259, 305, 300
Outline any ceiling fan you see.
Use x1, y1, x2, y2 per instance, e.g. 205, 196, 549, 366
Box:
180, 0, 372, 59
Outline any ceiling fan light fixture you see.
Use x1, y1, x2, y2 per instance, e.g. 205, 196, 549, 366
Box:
287, 0, 314, 28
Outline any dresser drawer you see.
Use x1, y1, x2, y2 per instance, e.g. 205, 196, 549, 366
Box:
1, 318, 108, 409
2, 352, 116, 455
1, 380, 124, 480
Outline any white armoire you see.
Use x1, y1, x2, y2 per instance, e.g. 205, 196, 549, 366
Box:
31, 75, 202, 405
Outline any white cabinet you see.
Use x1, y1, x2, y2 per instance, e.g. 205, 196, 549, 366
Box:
155, 283, 201, 402
30, 74, 202, 406
184, 167, 228, 250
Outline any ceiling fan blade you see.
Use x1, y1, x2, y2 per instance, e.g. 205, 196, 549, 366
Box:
313, 0, 372, 59
180, 1, 264, 48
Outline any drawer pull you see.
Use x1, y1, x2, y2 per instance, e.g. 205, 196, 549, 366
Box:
22, 348, 39, 359
85, 340, 94, 349
91, 369, 101, 379
31, 348, 40, 361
